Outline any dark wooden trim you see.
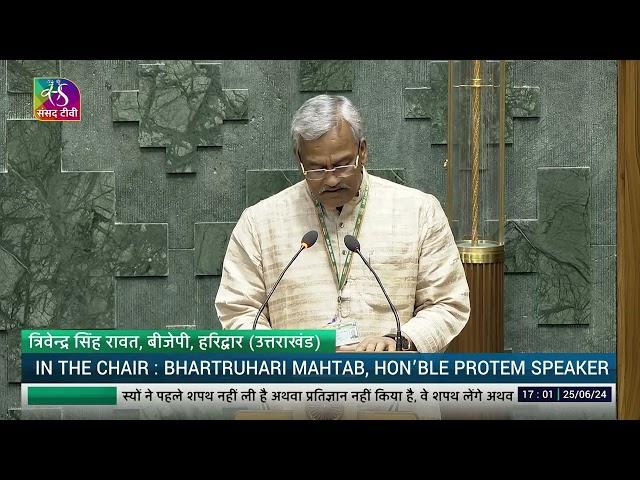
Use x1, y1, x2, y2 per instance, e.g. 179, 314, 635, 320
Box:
617, 60, 640, 419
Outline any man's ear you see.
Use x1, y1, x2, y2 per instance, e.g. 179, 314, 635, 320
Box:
294, 146, 303, 170
359, 139, 368, 166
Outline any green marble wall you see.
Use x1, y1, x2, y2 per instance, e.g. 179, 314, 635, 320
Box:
0, 60, 617, 418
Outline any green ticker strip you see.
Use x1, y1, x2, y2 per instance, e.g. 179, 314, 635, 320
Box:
28, 387, 117, 405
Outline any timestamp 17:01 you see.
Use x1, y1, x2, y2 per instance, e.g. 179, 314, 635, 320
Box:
517, 386, 612, 402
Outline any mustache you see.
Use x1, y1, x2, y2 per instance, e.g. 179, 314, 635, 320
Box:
320, 185, 347, 193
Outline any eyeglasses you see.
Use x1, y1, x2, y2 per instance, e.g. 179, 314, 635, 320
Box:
301, 155, 359, 181
299, 147, 361, 181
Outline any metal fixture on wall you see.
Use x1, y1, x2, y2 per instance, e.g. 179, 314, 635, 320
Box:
447, 60, 506, 352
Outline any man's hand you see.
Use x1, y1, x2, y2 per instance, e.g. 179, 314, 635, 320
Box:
336, 336, 397, 352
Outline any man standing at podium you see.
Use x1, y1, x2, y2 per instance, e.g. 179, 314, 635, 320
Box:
215, 94, 470, 352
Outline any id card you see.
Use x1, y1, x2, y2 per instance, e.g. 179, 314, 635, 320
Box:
325, 320, 360, 347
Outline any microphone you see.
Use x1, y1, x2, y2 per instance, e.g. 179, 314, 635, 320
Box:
344, 235, 403, 351
252, 230, 319, 329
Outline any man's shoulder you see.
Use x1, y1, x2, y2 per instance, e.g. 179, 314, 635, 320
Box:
243, 179, 309, 218
368, 172, 440, 208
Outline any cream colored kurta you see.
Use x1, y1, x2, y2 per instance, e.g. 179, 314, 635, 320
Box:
215, 168, 470, 353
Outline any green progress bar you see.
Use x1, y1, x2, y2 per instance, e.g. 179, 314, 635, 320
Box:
28, 387, 117, 405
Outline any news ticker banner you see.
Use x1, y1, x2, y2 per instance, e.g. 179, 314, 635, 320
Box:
22, 330, 616, 419
20, 330, 616, 419
22, 329, 335, 354
22, 353, 616, 384
19, 383, 615, 420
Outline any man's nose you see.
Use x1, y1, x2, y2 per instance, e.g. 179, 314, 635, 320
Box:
324, 171, 340, 187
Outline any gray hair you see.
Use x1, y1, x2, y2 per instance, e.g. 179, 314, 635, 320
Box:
291, 94, 364, 151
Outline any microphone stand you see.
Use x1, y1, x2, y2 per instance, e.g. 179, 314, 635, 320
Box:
252, 245, 305, 330
351, 249, 403, 351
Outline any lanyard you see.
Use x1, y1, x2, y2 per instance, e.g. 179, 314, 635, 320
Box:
313, 178, 370, 294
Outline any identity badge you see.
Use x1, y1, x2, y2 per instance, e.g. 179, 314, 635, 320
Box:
334, 321, 360, 347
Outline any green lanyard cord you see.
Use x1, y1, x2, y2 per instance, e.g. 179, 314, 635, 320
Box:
314, 178, 370, 293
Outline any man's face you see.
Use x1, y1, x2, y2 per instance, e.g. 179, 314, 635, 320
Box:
297, 119, 367, 209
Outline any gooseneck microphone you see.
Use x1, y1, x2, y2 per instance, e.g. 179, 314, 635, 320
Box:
344, 235, 403, 351
252, 230, 319, 329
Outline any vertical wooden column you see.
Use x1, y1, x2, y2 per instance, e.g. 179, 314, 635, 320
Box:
448, 259, 504, 353
617, 60, 640, 420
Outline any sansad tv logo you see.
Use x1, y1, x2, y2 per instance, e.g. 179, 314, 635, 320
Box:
33, 78, 81, 121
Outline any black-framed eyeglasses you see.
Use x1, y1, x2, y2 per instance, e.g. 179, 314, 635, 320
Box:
298, 142, 361, 181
